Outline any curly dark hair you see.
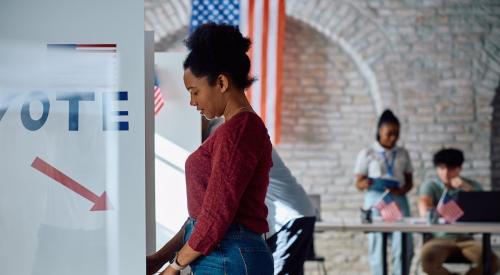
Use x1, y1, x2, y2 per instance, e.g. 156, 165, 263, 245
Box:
183, 22, 255, 91
433, 148, 464, 168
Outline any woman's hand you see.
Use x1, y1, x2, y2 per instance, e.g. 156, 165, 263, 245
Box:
147, 221, 187, 275
159, 266, 180, 275
355, 175, 372, 191
390, 173, 413, 196
388, 187, 406, 196
146, 254, 163, 275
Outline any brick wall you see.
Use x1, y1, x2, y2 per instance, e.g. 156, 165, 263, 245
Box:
146, 0, 500, 274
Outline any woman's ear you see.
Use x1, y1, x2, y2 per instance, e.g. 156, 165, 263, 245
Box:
217, 74, 230, 93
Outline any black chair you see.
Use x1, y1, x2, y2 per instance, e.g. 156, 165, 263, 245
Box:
305, 237, 328, 275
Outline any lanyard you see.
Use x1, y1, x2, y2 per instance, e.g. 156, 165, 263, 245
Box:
380, 150, 397, 177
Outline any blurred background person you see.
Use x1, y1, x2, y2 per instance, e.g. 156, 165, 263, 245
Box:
418, 148, 499, 275
354, 109, 414, 275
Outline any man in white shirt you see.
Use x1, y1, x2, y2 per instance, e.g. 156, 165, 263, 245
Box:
265, 148, 317, 275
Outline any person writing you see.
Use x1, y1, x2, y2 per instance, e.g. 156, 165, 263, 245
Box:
354, 109, 414, 275
418, 148, 499, 275
147, 23, 274, 275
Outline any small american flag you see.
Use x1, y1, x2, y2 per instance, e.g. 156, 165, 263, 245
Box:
437, 190, 464, 223
374, 192, 403, 222
154, 75, 164, 116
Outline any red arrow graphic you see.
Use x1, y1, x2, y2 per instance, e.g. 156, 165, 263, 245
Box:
31, 157, 112, 211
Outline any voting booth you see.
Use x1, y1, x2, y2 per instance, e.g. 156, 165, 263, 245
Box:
0, 1, 151, 274
154, 52, 201, 249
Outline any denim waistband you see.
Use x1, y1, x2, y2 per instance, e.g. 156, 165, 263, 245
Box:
186, 217, 265, 239
187, 217, 250, 231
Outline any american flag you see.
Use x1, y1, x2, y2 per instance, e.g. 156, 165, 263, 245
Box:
190, 0, 285, 144
374, 192, 403, 222
437, 190, 464, 223
154, 75, 165, 116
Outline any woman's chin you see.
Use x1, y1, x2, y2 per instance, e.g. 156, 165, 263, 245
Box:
203, 114, 215, 120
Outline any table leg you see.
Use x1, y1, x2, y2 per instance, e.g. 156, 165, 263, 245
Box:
482, 233, 491, 275
382, 232, 388, 275
402, 232, 408, 275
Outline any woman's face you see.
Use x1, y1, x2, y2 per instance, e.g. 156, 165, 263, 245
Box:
183, 68, 223, 120
378, 123, 400, 149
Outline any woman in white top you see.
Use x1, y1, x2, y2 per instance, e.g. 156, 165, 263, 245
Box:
354, 109, 414, 275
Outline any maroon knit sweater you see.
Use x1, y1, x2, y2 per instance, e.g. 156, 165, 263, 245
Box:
185, 111, 272, 255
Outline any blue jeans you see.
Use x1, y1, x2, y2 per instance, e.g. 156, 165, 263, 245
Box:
364, 191, 414, 275
184, 218, 274, 275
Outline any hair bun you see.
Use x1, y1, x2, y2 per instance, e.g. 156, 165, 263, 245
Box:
186, 23, 251, 56
377, 109, 400, 128
380, 109, 396, 120
183, 22, 255, 90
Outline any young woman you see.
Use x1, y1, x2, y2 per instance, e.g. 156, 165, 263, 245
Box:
147, 23, 274, 275
354, 109, 414, 275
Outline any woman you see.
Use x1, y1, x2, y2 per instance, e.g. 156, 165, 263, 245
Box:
147, 23, 274, 275
354, 109, 414, 275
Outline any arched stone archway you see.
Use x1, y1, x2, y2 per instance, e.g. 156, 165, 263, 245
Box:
286, 0, 394, 114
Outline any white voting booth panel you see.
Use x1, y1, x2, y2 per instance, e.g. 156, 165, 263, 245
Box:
0, 1, 149, 275
154, 52, 201, 249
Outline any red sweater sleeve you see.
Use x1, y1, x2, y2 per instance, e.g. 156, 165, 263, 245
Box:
187, 115, 264, 254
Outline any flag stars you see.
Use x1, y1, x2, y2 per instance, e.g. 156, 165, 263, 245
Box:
189, 0, 240, 30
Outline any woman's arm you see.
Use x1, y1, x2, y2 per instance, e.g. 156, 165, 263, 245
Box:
160, 243, 202, 275
390, 172, 413, 196
147, 222, 186, 275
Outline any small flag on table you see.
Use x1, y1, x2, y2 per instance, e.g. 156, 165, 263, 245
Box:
437, 190, 464, 223
374, 191, 403, 222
